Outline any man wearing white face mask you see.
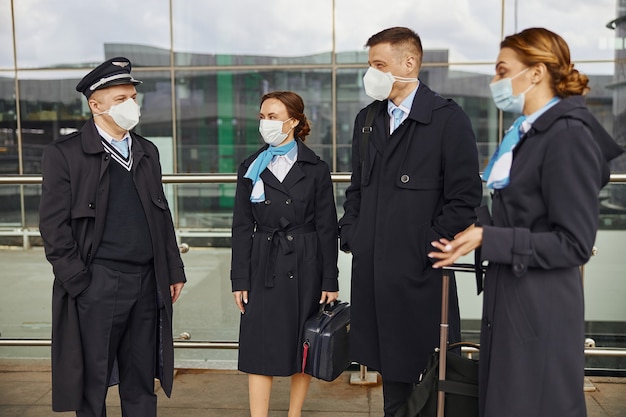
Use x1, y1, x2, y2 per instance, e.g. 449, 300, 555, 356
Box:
338, 27, 482, 417
39, 57, 186, 417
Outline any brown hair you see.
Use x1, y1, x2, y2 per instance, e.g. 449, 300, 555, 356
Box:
260, 91, 311, 141
501, 27, 589, 97
366, 27, 423, 66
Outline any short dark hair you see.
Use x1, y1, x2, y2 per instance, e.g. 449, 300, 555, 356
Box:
366, 27, 423, 65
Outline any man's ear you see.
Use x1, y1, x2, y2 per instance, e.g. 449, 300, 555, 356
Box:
88, 98, 101, 114
405, 55, 420, 77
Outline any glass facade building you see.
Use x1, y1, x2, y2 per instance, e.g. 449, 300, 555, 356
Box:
1, 0, 625, 368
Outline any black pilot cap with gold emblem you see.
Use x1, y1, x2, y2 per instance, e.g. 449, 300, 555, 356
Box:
75, 57, 143, 98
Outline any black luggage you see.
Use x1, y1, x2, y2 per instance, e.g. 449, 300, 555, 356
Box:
396, 265, 480, 417
301, 300, 351, 381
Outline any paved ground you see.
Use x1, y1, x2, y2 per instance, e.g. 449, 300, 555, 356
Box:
0, 359, 625, 417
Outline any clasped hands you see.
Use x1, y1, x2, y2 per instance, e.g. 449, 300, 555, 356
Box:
428, 224, 484, 268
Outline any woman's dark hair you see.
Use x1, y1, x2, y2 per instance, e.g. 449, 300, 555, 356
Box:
260, 91, 311, 141
501, 27, 589, 97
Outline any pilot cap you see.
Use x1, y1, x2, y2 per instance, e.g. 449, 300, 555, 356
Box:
75, 57, 142, 98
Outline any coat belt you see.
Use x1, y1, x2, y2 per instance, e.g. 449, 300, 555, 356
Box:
257, 219, 316, 288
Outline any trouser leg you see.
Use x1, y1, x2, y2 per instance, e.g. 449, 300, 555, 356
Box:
118, 267, 158, 417
382, 379, 413, 417
76, 263, 128, 417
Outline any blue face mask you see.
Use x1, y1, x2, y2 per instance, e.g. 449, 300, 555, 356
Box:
489, 68, 534, 113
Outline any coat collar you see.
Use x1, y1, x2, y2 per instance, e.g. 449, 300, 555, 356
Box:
250, 138, 319, 194
406, 83, 451, 125
80, 118, 148, 162
530, 95, 623, 163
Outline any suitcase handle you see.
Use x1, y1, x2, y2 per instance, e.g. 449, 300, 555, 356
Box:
318, 300, 343, 318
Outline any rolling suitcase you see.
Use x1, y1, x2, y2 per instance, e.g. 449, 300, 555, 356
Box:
397, 264, 480, 417
301, 300, 351, 382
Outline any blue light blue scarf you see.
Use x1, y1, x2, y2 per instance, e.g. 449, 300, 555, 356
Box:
482, 115, 527, 189
244, 140, 297, 202
483, 97, 560, 189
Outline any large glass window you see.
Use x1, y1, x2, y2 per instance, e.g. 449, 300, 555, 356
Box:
0, 71, 17, 174
17, 71, 85, 174
175, 69, 333, 174
0, 0, 13, 69
12, 0, 171, 68
334, 1, 502, 64
172, 0, 333, 66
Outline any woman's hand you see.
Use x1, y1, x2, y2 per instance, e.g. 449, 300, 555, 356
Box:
428, 225, 484, 268
319, 291, 339, 304
233, 290, 248, 314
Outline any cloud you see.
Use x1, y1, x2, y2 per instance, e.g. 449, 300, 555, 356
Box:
4, 0, 622, 73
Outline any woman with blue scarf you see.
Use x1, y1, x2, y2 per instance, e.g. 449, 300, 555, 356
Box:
428, 28, 622, 417
230, 91, 339, 417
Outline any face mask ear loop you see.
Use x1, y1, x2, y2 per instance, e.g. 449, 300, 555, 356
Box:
394, 75, 418, 83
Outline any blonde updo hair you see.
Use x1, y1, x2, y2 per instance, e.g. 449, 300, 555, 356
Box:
501, 27, 589, 97
260, 91, 311, 141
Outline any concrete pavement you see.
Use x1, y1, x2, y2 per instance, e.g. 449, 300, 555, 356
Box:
1, 359, 626, 417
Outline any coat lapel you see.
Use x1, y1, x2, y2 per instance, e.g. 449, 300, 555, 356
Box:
383, 85, 437, 157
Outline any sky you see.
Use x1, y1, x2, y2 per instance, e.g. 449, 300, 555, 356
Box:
0, 0, 621, 75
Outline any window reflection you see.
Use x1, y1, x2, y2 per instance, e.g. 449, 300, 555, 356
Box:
13, 0, 171, 68
175, 69, 333, 174
334, 1, 502, 63
0, 72, 17, 174
0, 0, 12, 68
172, 0, 333, 65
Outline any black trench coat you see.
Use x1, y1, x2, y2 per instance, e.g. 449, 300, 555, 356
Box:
39, 120, 186, 411
478, 96, 623, 417
230, 139, 339, 376
338, 84, 482, 382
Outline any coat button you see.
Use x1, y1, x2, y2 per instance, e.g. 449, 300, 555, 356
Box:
264, 200, 271, 205
88, 203, 95, 209
285, 198, 292, 205
157, 197, 163, 203
104, 155, 109, 161
267, 235, 272, 241
286, 235, 293, 241
401, 174, 410, 183
513, 264, 524, 274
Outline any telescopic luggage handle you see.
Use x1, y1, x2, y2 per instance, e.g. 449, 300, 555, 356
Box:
437, 263, 484, 417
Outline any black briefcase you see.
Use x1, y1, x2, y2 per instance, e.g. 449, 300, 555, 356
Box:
301, 300, 351, 381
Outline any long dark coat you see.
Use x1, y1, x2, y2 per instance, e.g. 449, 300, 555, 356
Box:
39, 119, 186, 411
478, 96, 623, 417
230, 139, 339, 376
338, 84, 482, 382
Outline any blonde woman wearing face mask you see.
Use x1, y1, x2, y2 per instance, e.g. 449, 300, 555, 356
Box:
429, 28, 623, 417
230, 91, 339, 417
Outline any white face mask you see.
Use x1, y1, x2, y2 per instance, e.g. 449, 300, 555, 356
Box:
95, 98, 141, 131
259, 118, 293, 146
363, 66, 418, 101
489, 68, 534, 113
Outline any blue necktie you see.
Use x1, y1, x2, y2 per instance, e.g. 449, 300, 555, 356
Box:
392, 107, 404, 132
111, 138, 129, 158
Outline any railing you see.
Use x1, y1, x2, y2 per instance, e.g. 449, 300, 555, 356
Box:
0, 172, 624, 185
1, 173, 625, 361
